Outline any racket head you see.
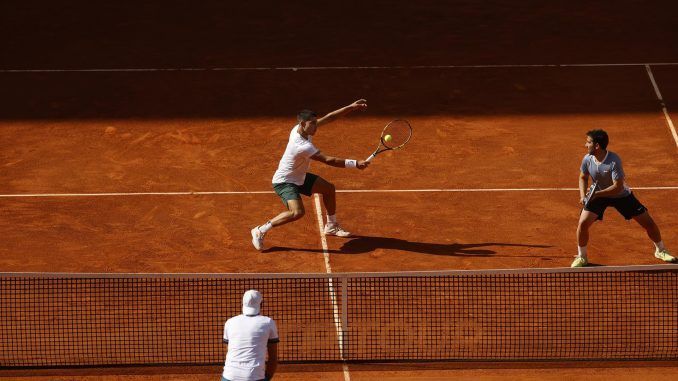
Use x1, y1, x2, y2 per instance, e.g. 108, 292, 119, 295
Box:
381, 119, 412, 149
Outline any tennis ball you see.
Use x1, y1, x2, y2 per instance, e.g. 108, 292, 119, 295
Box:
384, 134, 392, 142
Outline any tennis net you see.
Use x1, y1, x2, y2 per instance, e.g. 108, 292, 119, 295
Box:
1, 265, 677, 367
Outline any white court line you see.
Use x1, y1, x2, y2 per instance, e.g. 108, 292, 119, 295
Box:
313, 194, 351, 381
1, 186, 678, 198
645, 65, 678, 148
2, 62, 678, 73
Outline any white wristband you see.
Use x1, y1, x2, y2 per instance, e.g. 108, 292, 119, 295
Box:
345, 159, 357, 168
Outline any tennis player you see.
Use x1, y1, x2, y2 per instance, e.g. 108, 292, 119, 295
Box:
251, 99, 370, 251
222, 290, 278, 381
572, 129, 675, 267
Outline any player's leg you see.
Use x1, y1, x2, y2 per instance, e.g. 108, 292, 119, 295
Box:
251, 184, 305, 251
614, 193, 675, 262
309, 176, 336, 215
632, 211, 661, 242
308, 175, 352, 237
573, 209, 599, 267
632, 211, 675, 262
270, 199, 305, 226
577, 210, 598, 247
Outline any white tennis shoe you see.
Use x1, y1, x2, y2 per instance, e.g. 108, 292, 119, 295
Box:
324, 223, 352, 237
251, 226, 266, 251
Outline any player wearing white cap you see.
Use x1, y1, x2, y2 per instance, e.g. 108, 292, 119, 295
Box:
222, 290, 279, 381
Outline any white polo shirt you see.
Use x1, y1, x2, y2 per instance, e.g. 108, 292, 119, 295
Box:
271, 125, 319, 186
222, 314, 279, 381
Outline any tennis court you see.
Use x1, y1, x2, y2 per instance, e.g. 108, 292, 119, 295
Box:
2, 1, 678, 380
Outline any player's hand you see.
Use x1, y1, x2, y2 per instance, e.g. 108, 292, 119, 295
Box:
356, 160, 370, 170
351, 99, 367, 110
581, 192, 595, 205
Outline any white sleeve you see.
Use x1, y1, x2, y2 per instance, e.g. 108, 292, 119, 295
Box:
268, 319, 280, 343
223, 320, 230, 342
302, 142, 319, 158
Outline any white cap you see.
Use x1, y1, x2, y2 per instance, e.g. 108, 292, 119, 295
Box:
242, 289, 262, 316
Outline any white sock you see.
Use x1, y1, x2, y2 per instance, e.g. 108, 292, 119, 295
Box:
577, 246, 587, 258
654, 241, 666, 251
259, 221, 272, 233
327, 214, 337, 225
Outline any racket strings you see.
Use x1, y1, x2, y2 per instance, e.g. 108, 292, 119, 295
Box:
382, 120, 412, 148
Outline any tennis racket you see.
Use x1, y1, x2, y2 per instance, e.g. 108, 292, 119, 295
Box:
582, 180, 598, 208
365, 119, 412, 162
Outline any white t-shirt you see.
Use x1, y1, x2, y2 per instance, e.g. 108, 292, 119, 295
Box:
272, 125, 320, 186
222, 314, 279, 381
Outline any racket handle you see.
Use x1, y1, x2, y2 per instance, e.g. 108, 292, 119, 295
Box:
365, 153, 376, 162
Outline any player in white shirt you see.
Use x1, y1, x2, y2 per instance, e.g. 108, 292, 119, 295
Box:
251, 99, 370, 251
222, 290, 279, 381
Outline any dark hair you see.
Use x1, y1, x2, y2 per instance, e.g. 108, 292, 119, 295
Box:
297, 109, 317, 122
586, 129, 609, 150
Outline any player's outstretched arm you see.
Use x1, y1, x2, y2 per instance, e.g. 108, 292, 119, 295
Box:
311, 151, 370, 170
317, 99, 367, 126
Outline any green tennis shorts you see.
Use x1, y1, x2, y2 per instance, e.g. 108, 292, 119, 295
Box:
273, 173, 319, 206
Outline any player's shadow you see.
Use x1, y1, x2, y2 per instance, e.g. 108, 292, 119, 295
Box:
264, 235, 551, 256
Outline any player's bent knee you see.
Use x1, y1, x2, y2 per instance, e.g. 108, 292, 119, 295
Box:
291, 209, 305, 219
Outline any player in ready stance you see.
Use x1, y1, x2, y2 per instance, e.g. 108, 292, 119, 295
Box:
573, 129, 675, 267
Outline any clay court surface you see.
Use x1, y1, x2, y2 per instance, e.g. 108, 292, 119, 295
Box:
2, 67, 678, 274
2, 1, 678, 380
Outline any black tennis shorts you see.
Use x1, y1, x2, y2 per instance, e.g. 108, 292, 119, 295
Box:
584, 192, 647, 220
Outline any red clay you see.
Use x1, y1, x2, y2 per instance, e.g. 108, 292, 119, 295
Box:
2, 2, 678, 377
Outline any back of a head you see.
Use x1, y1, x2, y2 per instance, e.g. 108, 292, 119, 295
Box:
242, 289, 263, 316
297, 109, 317, 123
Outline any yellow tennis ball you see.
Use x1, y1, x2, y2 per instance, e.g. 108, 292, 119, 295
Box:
384, 134, 392, 142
